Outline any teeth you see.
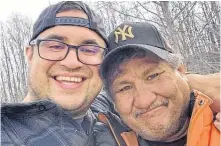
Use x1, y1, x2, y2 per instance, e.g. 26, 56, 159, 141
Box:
149, 101, 161, 111
55, 76, 83, 83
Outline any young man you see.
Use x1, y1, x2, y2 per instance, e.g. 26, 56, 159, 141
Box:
1, 1, 113, 146
99, 22, 220, 146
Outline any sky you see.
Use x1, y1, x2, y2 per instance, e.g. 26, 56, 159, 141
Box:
0, 0, 61, 22
1, 0, 219, 22
0, 0, 111, 22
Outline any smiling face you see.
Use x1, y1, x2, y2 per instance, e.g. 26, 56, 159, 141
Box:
24, 10, 105, 116
110, 56, 190, 141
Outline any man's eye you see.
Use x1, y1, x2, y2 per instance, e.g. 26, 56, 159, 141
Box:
119, 86, 132, 92
146, 73, 159, 80
49, 45, 63, 49
81, 48, 96, 53
79, 46, 100, 56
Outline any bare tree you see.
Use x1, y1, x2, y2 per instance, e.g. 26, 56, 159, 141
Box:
93, 1, 220, 74
0, 13, 33, 103
1, 2, 220, 103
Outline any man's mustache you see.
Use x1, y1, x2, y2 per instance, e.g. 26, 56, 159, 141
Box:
134, 99, 169, 118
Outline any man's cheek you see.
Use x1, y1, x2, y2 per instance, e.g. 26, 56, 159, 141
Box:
116, 98, 133, 115
153, 77, 178, 97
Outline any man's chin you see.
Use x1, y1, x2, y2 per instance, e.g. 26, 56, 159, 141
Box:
62, 103, 90, 119
137, 127, 173, 142
140, 134, 167, 142
139, 120, 185, 142
57, 102, 85, 110
53, 96, 89, 111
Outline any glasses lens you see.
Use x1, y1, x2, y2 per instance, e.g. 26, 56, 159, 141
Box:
39, 40, 68, 60
78, 45, 104, 65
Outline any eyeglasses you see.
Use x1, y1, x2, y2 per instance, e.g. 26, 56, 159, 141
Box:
30, 39, 106, 65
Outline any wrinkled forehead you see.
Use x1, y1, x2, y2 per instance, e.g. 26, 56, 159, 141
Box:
118, 57, 160, 75
121, 55, 160, 68
108, 54, 161, 84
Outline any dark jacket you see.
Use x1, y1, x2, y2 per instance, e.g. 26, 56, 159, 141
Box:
1, 99, 116, 146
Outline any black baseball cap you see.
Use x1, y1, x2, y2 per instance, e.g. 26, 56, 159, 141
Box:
29, 1, 107, 44
100, 22, 174, 79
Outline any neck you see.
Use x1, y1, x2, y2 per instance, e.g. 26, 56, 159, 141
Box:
72, 111, 87, 119
164, 118, 190, 142
23, 92, 37, 103
70, 107, 88, 119
24, 92, 87, 119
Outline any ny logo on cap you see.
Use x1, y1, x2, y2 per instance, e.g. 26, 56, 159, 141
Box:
114, 25, 134, 43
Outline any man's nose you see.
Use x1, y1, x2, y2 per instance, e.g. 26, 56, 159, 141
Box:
133, 87, 156, 109
59, 49, 84, 69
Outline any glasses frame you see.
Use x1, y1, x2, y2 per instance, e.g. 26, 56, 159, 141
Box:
30, 39, 107, 65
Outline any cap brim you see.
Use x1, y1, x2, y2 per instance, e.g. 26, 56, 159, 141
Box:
100, 44, 170, 79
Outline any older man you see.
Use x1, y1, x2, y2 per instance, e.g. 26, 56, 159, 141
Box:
99, 22, 220, 146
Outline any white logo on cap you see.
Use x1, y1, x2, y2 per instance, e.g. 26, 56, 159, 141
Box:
114, 25, 134, 43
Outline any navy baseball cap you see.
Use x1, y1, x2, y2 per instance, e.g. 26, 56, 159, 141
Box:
100, 22, 174, 79
29, 1, 107, 44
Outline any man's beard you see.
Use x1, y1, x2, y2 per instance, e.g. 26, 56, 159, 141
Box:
28, 74, 50, 100
137, 103, 189, 142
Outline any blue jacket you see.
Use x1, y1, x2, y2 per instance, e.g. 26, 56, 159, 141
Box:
1, 99, 116, 146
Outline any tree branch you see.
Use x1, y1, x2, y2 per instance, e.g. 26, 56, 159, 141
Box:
108, 5, 167, 27
137, 1, 164, 19
172, 2, 190, 22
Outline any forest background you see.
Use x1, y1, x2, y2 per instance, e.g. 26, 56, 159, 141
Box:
0, 1, 220, 103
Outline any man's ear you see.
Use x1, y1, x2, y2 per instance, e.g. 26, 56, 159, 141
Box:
177, 63, 188, 81
24, 45, 34, 66
177, 63, 186, 74
113, 103, 118, 112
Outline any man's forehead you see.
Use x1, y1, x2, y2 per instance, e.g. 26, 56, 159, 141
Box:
111, 59, 161, 88
113, 57, 160, 78
120, 57, 159, 69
